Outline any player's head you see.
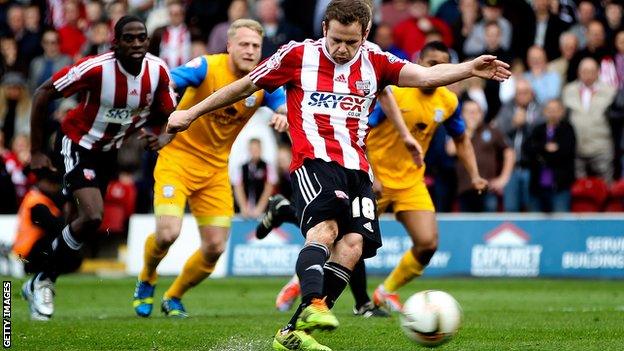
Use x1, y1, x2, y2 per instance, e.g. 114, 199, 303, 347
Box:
112, 15, 148, 63
227, 19, 263, 75
322, 0, 371, 64
461, 99, 484, 130
417, 41, 450, 94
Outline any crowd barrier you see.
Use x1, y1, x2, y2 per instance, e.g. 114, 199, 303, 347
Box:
2, 214, 623, 279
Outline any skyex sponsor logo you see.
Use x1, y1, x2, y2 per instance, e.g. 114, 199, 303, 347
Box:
562, 236, 624, 269
471, 223, 542, 277
305, 92, 371, 117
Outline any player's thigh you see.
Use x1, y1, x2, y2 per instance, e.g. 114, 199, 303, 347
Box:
189, 170, 234, 227
153, 156, 191, 220
392, 182, 437, 247
396, 210, 437, 249
198, 225, 230, 256
344, 171, 381, 259
291, 160, 349, 242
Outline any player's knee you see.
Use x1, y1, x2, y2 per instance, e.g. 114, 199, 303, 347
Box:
156, 223, 181, 247
200, 242, 225, 263
306, 220, 339, 247
413, 237, 438, 266
334, 234, 364, 267
80, 212, 103, 231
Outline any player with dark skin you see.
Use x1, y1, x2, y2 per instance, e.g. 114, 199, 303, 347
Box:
24, 16, 174, 321
30, 21, 153, 244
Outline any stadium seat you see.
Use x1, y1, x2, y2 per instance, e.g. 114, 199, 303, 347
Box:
605, 179, 624, 212
570, 177, 609, 212
98, 178, 137, 235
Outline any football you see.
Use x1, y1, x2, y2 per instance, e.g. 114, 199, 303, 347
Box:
399, 290, 462, 347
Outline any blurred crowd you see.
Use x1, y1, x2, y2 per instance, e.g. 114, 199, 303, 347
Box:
1, 0, 624, 220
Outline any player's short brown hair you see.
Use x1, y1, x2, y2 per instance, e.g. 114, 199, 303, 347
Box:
323, 0, 371, 35
227, 18, 264, 38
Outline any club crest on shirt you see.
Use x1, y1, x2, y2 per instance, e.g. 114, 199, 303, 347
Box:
334, 190, 349, 200
434, 108, 444, 123
162, 185, 175, 198
355, 80, 371, 95
245, 95, 257, 107
83, 168, 96, 181
267, 55, 281, 70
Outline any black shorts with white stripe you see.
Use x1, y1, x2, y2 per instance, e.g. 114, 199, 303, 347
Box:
54, 133, 118, 196
291, 158, 381, 259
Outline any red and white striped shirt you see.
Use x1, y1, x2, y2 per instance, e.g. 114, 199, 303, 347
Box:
160, 25, 192, 68
250, 38, 407, 173
52, 52, 177, 151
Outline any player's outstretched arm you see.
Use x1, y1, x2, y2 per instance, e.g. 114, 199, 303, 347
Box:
377, 87, 424, 167
30, 78, 62, 171
452, 133, 488, 193
398, 55, 511, 89
167, 75, 261, 133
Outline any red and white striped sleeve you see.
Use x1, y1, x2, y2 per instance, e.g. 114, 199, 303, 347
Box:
153, 61, 177, 115
52, 53, 112, 97
249, 40, 303, 92
368, 50, 409, 88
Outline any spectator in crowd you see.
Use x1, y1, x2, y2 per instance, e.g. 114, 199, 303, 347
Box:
435, 0, 462, 27
548, 31, 579, 89
12, 169, 79, 275
57, 0, 87, 60
449, 99, 514, 212
0, 132, 18, 214
6, 134, 31, 205
523, 46, 562, 104
614, 30, 624, 88
85, 0, 106, 27
1, 35, 27, 75
495, 79, 544, 212
191, 37, 208, 58
29, 30, 72, 93
393, 0, 453, 60
373, 23, 408, 61
569, 0, 596, 49
567, 20, 613, 84
107, 0, 129, 28
528, 0, 570, 61
563, 57, 617, 182
527, 99, 576, 212
478, 21, 511, 122
208, 0, 249, 54
275, 144, 293, 201
83, 20, 112, 56
255, 0, 304, 59
463, 0, 512, 58
379, 0, 413, 28
450, 75, 488, 113
0, 73, 31, 148
603, 0, 624, 49
450, 0, 480, 61
149, 0, 191, 68
5, 5, 41, 69
232, 138, 277, 218
24, 5, 42, 36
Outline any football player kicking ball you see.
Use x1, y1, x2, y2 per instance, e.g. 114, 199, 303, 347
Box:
259, 41, 488, 315
132, 19, 288, 318
167, 1, 509, 349
25, 16, 176, 320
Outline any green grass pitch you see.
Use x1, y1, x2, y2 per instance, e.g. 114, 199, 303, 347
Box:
6, 276, 624, 350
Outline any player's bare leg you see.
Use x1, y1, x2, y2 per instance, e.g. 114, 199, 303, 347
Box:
26, 187, 103, 320
134, 215, 182, 317
161, 223, 229, 317
374, 210, 437, 311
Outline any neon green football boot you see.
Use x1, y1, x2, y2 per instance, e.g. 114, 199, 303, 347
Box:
272, 329, 332, 351
295, 297, 339, 332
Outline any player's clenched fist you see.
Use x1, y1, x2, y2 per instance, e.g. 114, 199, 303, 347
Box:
167, 110, 194, 133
